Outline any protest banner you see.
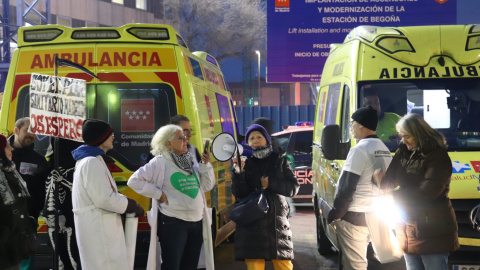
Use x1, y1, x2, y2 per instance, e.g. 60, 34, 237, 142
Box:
29, 73, 86, 141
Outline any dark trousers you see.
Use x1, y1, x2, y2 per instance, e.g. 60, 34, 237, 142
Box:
157, 212, 203, 270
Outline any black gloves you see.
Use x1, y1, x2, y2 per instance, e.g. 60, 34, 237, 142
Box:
134, 204, 145, 217
125, 198, 145, 217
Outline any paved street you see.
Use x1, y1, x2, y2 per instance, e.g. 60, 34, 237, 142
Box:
214, 206, 338, 270
213, 206, 407, 270
39, 206, 407, 270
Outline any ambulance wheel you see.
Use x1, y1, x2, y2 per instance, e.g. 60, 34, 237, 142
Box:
314, 196, 336, 255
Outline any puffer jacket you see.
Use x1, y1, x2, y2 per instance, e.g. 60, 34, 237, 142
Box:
381, 143, 459, 255
232, 151, 299, 261
0, 163, 36, 269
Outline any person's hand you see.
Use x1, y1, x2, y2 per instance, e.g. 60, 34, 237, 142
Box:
201, 149, 210, 164
159, 193, 169, 205
134, 204, 145, 217
327, 209, 341, 224
232, 156, 245, 173
261, 176, 269, 190
373, 169, 385, 185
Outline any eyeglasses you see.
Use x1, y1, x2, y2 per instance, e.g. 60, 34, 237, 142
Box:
183, 129, 192, 135
176, 136, 188, 142
349, 121, 354, 128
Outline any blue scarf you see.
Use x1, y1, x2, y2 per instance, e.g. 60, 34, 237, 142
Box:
72, 145, 105, 161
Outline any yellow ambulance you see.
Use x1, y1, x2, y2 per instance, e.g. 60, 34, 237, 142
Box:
312, 25, 480, 265
0, 23, 238, 255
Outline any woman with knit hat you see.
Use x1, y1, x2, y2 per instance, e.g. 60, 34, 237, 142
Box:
71, 119, 144, 270
0, 134, 38, 270
232, 124, 299, 270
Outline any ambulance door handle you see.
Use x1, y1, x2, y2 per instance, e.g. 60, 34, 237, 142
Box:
330, 163, 339, 171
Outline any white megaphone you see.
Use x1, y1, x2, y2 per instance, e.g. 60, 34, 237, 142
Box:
211, 132, 253, 168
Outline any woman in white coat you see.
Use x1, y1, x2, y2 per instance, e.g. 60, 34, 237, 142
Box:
71, 119, 144, 270
128, 124, 215, 270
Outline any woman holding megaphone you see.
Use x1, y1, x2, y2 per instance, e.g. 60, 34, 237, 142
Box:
232, 124, 299, 270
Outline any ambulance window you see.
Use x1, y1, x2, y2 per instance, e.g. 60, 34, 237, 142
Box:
407, 89, 450, 129
341, 85, 350, 142
359, 78, 480, 151
177, 35, 188, 49
216, 93, 235, 136
189, 58, 204, 80
293, 131, 313, 155
275, 133, 291, 152
206, 55, 218, 67
89, 84, 177, 170
230, 99, 240, 138
324, 83, 341, 125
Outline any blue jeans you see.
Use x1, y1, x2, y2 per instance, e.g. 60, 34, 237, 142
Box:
157, 213, 203, 270
403, 253, 449, 270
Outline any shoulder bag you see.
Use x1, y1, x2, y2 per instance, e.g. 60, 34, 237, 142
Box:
229, 190, 269, 227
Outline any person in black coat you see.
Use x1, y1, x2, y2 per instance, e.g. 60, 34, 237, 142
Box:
8, 117, 49, 269
8, 117, 50, 222
0, 134, 38, 270
232, 124, 299, 270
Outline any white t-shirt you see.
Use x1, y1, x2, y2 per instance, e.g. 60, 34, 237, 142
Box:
335, 137, 392, 212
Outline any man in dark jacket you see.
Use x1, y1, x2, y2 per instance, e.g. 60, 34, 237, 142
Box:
8, 117, 50, 269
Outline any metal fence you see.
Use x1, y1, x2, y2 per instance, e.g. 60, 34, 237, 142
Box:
235, 105, 316, 135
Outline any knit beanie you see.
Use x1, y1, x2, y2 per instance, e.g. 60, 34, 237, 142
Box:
245, 124, 271, 144
0, 134, 7, 153
82, 119, 113, 146
351, 106, 378, 131
251, 117, 273, 135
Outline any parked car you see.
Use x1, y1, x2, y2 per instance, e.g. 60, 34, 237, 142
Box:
272, 122, 313, 205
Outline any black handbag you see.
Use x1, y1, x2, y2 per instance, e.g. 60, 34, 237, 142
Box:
19, 232, 40, 259
229, 190, 269, 227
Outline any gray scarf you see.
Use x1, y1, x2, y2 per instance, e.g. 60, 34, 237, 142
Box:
170, 151, 194, 175
0, 160, 30, 205
252, 144, 273, 159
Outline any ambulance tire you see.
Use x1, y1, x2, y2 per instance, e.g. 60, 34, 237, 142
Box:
314, 195, 336, 255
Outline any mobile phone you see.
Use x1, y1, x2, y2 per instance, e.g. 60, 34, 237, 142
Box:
204, 140, 210, 154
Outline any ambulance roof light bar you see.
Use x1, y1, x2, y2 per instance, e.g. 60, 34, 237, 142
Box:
467, 25, 480, 51
345, 25, 402, 43
24, 28, 63, 42
469, 24, 480, 34
127, 27, 170, 40
377, 37, 415, 54
71, 30, 120, 39
295, 122, 313, 127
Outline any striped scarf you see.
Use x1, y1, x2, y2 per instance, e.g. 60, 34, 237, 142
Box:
252, 144, 273, 159
170, 151, 194, 175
